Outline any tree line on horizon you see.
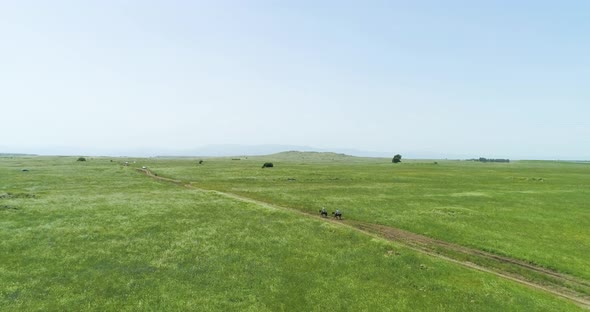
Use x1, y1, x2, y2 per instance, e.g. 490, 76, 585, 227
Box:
469, 157, 510, 163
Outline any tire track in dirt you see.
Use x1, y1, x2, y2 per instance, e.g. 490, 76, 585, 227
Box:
137, 168, 590, 309
353, 223, 590, 304
355, 223, 590, 287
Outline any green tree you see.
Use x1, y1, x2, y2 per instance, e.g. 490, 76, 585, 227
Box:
392, 154, 402, 163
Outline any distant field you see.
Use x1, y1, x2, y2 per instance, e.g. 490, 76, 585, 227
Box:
145, 152, 590, 282
0, 155, 586, 310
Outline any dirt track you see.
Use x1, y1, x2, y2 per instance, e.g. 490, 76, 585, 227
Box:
137, 168, 590, 309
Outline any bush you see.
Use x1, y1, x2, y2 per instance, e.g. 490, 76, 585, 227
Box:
392, 154, 402, 163
262, 162, 274, 168
198, 160, 203, 165
77, 157, 86, 162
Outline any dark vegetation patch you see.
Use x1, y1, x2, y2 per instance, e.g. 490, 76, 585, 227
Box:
262, 162, 274, 168
468, 157, 510, 163
510, 177, 545, 182
0, 192, 37, 199
1, 204, 19, 210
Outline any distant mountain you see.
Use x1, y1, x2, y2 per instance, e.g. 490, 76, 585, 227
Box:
172, 145, 495, 159
0, 153, 37, 157
175, 144, 314, 157
167, 144, 395, 158
265, 151, 362, 161
2, 144, 394, 158
6, 144, 583, 160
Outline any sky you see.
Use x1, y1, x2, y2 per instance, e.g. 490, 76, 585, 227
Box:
1, 1, 589, 159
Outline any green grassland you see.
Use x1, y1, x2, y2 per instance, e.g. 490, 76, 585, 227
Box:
146, 152, 590, 281
0, 155, 585, 311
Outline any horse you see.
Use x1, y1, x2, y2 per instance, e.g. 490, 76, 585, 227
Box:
332, 211, 342, 220
319, 210, 328, 218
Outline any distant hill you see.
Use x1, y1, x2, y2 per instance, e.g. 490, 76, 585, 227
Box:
270, 151, 355, 160
245, 151, 384, 163
0, 153, 37, 157
172, 144, 393, 158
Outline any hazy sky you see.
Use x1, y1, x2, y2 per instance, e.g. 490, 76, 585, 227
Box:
1, 1, 589, 159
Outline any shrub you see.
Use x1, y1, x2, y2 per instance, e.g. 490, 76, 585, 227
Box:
77, 157, 86, 162
392, 154, 402, 163
262, 162, 274, 168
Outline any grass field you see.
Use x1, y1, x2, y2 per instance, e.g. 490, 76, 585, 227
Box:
146, 153, 590, 281
0, 155, 587, 311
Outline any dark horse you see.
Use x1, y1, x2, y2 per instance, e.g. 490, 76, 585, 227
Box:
319, 210, 328, 218
332, 211, 342, 220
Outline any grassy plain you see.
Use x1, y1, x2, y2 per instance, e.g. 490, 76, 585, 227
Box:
0, 155, 585, 311
146, 152, 590, 282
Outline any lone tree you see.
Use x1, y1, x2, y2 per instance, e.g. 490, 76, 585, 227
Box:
77, 157, 86, 162
392, 154, 402, 163
262, 162, 274, 168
